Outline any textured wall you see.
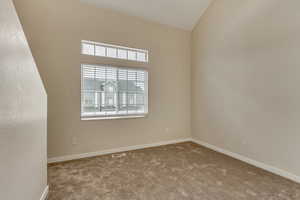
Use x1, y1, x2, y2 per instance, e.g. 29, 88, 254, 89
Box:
0, 0, 47, 199
13, 0, 191, 158
192, 0, 300, 177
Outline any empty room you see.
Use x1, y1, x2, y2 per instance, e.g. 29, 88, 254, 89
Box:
1, 0, 300, 199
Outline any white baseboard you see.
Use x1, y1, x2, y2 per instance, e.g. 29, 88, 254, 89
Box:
192, 139, 300, 184
48, 138, 192, 164
40, 185, 49, 200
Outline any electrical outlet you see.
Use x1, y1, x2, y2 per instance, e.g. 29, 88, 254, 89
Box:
72, 136, 78, 145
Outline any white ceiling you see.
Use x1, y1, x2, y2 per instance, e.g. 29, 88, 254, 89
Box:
80, 0, 212, 30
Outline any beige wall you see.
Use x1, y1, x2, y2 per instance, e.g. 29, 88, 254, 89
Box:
192, 0, 300, 177
13, 0, 191, 158
9, 0, 300, 182
0, 0, 47, 199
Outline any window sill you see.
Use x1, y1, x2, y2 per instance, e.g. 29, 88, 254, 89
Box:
81, 115, 147, 121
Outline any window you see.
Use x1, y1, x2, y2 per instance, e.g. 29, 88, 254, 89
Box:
81, 64, 148, 119
81, 40, 148, 63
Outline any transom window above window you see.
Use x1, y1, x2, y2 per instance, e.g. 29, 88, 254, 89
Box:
81, 64, 148, 120
81, 40, 149, 63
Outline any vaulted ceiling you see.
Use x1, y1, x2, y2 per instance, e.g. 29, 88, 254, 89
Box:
80, 0, 212, 30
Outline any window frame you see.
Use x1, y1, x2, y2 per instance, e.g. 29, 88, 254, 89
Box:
80, 64, 149, 120
81, 40, 149, 63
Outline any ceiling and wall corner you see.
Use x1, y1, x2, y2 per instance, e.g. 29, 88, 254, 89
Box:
191, 0, 300, 181
80, 0, 213, 30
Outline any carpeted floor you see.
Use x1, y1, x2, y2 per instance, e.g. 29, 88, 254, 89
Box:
48, 142, 300, 200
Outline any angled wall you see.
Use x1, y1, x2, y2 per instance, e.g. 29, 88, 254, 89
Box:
0, 0, 47, 199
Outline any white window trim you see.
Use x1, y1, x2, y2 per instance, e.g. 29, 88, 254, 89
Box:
81, 114, 148, 121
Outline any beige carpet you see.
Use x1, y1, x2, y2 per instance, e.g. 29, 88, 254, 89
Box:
48, 142, 300, 200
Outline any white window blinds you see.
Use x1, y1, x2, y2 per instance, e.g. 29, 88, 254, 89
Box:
81, 64, 148, 119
